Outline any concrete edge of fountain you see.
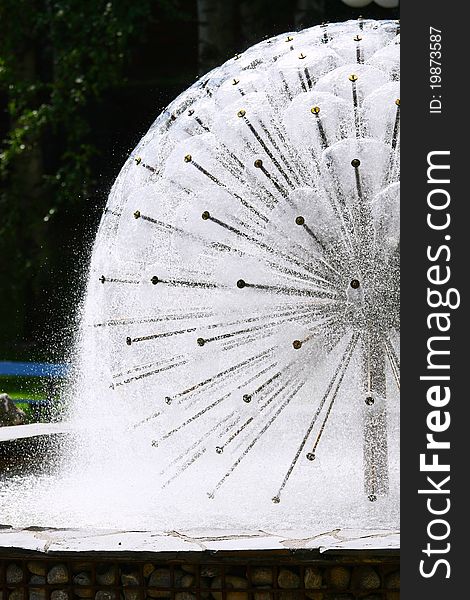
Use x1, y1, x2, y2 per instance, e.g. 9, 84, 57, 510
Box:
0, 525, 399, 556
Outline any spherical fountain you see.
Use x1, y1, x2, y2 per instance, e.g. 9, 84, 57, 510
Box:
1, 18, 399, 549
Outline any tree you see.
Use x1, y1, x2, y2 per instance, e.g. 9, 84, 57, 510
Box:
0, 0, 154, 356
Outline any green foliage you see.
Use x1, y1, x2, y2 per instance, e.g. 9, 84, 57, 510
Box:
1, 375, 69, 422
0, 0, 154, 204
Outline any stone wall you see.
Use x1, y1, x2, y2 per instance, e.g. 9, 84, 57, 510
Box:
0, 554, 399, 599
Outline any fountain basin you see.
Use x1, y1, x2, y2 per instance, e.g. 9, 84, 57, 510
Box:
0, 426, 399, 598
0, 525, 399, 555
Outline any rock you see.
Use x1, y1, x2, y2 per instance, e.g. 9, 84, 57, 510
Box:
250, 568, 273, 586
278, 569, 300, 589
121, 573, 140, 587
95, 592, 117, 600
177, 573, 194, 588
180, 565, 196, 574
123, 591, 140, 600
74, 573, 92, 586
72, 571, 93, 598
147, 565, 191, 598
213, 591, 248, 600
74, 589, 94, 599
30, 576, 46, 585
385, 571, 400, 589
0, 393, 26, 426
352, 566, 380, 590
47, 565, 69, 585
172, 570, 183, 587
325, 567, 350, 591
253, 589, 271, 600
305, 593, 324, 600
7, 564, 24, 584
9, 590, 24, 600
50, 592, 69, 600
96, 565, 117, 585
304, 567, 322, 590
143, 564, 155, 578
29, 589, 46, 600
200, 565, 221, 578
211, 575, 248, 600
147, 568, 171, 598
385, 571, 400, 600
199, 577, 211, 599
148, 568, 170, 586
174, 594, 196, 600
27, 563, 46, 577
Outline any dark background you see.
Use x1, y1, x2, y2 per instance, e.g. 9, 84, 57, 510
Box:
0, 0, 399, 364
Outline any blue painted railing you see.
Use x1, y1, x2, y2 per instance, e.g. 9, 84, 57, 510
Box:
0, 361, 70, 377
